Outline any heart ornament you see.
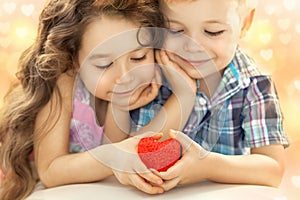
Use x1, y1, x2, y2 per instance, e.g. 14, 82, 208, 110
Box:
138, 137, 182, 172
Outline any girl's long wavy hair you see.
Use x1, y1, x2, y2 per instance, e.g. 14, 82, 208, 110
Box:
0, 0, 164, 199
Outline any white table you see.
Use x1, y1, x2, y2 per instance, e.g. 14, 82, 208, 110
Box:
27, 176, 286, 200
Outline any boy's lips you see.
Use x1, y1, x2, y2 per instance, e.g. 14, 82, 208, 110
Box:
172, 54, 213, 67
185, 58, 212, 67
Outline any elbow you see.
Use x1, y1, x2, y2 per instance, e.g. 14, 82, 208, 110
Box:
266, 161, 285, 188
38, 171, 58, 188
37, 165, 62, 188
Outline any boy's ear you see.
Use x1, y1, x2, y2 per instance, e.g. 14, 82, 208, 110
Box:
240, 8, 255, 38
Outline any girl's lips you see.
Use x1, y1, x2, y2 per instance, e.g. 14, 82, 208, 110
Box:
113, 88, 135, 96
113, 84, 149, 96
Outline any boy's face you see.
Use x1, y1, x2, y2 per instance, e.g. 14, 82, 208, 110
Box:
160, 0, 245, 79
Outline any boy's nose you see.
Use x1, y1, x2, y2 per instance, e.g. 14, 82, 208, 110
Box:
183, 35, 204, 53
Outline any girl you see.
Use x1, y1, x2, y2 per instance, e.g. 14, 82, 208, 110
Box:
0, 0, 196, 199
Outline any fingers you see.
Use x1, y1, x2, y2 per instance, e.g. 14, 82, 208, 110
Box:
160, 177, 180, 192
115, 171, 164, 194
168, 129, 209, 159
151, 167, 180, 191
155, 50, 173, 68
138, 171, 163, 186
168, 129, 193, 153
131, 174, 164, 194
155, 50, 162, 65
152, 64, 162, 86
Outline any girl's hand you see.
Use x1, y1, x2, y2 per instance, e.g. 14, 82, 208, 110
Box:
128, 65, 162, 111
90, 132, 165, 194
156, 50, 197, 95
154, 130, 209, 192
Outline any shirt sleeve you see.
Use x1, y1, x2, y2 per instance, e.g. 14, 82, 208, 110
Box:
242, 76, 289, 148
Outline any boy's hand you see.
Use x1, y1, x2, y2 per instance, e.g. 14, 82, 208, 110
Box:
156, 50, 197, 95
153, 130, 210, 192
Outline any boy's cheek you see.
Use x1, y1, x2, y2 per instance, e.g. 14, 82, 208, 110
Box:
164, 36, 186, 53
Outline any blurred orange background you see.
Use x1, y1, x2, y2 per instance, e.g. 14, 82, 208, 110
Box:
0, 0, 299, 198
2, 0, 299, 141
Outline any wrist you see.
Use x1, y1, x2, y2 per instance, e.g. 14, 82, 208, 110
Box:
200, 151, 220, 181
172, 82, 197, 97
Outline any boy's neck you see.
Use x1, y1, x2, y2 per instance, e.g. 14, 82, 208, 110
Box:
197, 69, 225, 99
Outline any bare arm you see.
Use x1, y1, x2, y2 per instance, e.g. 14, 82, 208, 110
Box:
158, 131, 285, 190
205, 144, 285, 186
34, 73, 113, 187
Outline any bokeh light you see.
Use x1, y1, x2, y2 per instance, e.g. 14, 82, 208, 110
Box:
0, 0, 300, 199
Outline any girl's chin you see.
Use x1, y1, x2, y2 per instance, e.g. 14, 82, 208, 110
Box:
129, 84, 158, 110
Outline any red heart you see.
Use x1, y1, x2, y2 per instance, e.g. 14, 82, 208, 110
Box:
137, 137, 182, 172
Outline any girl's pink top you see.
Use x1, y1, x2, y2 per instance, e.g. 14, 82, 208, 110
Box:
69, 77, 104, 153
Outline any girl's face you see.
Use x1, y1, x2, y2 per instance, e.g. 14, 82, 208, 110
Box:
78, 16, 158, 110
160, 0, 244, 79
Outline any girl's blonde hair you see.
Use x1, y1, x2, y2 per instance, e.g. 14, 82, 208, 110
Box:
0, 0, 164, 199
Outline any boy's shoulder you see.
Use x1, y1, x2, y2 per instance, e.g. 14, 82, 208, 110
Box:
234, 48, 270, 80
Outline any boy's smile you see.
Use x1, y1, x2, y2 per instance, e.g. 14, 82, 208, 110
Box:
160, 0, 248, 80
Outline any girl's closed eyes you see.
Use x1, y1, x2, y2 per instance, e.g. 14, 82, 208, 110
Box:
93, 51, 148, 69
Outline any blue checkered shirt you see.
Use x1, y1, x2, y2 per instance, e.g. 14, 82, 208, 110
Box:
130, 48, 289, 155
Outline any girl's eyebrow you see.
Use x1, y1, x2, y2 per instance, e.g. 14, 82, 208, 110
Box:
89, 47, 144, 60
167, 18, 182, 24
89, 53, 111, 59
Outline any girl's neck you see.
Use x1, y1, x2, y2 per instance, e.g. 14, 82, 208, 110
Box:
90, 96, 108, 126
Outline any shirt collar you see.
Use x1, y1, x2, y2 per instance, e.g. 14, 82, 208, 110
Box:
210, 48, 264, 105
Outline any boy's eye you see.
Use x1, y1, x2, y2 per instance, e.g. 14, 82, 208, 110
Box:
131, 54, 146, 61
96, 62, 113, 69
205, 30, 225, 37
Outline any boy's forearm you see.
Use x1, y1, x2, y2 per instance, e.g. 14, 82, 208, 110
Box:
201, 145, 285, 187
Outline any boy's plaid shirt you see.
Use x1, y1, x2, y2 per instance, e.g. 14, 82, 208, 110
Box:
131, 48, 289, 155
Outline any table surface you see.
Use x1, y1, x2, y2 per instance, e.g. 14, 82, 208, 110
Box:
27, 176, 286, 200
26, 140, 300, 200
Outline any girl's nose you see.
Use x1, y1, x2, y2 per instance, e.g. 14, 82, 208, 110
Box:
115, 61, 134, 84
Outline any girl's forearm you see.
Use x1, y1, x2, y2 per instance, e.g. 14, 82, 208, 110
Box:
133, 92, 195, 137
38, 151, 113, 187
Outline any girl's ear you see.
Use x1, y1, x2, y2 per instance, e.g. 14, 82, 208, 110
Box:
73, 58, 80, 73
240, 8, 255, 38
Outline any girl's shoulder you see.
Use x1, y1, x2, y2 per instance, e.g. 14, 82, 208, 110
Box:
56, 71, 77, 97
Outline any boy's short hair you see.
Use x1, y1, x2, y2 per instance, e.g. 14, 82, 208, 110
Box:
159, 0, 252, 19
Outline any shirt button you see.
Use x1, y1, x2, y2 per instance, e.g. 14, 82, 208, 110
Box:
198, 97, 206, 105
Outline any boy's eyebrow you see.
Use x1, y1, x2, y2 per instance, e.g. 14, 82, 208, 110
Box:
203, 19, 229, 25
168, 18, 229, 26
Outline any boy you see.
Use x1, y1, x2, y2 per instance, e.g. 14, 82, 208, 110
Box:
132, 0, 289, 191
